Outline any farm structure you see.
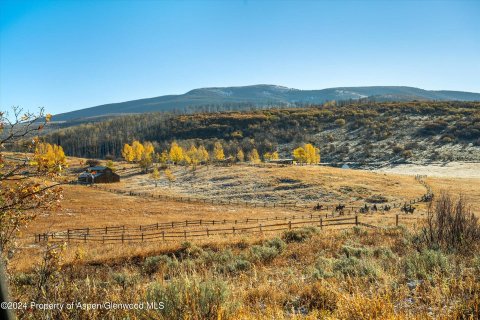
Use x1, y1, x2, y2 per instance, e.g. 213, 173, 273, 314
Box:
78, 166, 120, 184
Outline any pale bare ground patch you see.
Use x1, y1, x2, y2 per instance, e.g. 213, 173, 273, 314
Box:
375, 161, 480, 179
98, 163, 428, 205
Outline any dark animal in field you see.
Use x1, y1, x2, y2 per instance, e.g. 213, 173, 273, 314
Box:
422, 194, 433, 202
313, 203, 323, 211
371, 204, 378, 212
401, 204, 416, 214
383, 205, 391, 211
335, 204, 345, 212
360, 204, 369, 214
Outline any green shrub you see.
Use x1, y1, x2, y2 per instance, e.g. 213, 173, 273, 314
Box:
373, 247, 395, 259
333, 256, 379, 280
341, 245, 371, 258
143, 255, 175, 276
264, 237, 287, 253
146, 277, 237, 320
14, 273, 35, 286
404, 249, 451, 280
250, 245, 280, 263
201, 249, 251, 274
226, 258, 252, 274
111, 272, 136, 289
312, 257, 335, 279
180, 242, 205, 259
283, 227, 318, 243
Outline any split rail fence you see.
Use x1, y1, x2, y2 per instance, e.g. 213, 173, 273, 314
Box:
35, 215, 364, 244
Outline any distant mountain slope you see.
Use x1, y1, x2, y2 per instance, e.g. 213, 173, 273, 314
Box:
52, 85, 480, 121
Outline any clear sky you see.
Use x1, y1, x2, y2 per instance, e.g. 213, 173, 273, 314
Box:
1, 0, 479, 115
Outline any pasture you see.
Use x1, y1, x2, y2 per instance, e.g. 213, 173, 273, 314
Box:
8, 158, 480, 319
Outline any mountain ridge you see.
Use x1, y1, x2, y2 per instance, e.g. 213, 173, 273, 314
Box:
52, 85, 480, 122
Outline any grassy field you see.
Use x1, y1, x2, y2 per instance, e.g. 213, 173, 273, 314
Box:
7, 158, 480, 319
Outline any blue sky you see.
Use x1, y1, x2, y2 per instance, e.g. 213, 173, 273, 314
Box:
1, 0, 479, 115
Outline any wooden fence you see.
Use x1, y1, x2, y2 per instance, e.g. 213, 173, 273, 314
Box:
35, 215, 361, 244
36, 175, 433, 244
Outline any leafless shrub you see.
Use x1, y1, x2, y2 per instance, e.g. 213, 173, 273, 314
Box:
419, 191, 480, 253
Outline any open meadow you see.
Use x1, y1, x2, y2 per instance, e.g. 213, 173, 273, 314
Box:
6, 157, 480, 319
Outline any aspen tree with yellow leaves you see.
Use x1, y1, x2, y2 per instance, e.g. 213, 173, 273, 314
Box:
197, 145, 210, 164
169, 142, 184, 164
131, 140, 145, 162
236, 148, 245, 162
248, 148, 261, 164
139, 141, 155, 172
150, 167, 161, 187
213, 142, 225, 162
122, 143, 134, 162
33, 142, 67, 173
157, 150, 168, 164
164, 168, 176, 187
293, 143, 320, 164
186, 145, 200, 169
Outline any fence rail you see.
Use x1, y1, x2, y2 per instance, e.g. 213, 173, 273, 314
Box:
35, 175, 434, 244
35, 216, 360, 244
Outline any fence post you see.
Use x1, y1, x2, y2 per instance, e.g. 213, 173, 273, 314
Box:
184, 230, 187, 240
156, 223, 159, 230
67, 229, 70, 242
105, 226, 108, 234
142, 233, 144, 242
396, 214, 399, 227
84, 234, 87, 243
233, 227, 235, 235
288, 221, 292, 230
121, 233, 124, 244
355, 215, 358, 226
259, 224, 262, 232
207, 228, 209, 237
162, 231, 165, 242
320, 218, 323, 229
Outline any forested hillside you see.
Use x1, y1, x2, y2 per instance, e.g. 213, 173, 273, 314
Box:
40, 101, 480, 165
51, 85, 480, 122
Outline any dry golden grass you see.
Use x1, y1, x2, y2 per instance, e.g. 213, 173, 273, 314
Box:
12, 162, 433, 267
7, 156, 480, 319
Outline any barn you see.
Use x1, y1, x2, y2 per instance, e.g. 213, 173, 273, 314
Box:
78, 166, 120, 184
269, 158, 295, 165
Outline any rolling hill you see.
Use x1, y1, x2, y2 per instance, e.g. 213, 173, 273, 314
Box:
52, 85, 480, 122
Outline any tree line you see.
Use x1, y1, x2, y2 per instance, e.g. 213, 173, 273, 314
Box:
120, 140, 320, 171
33, 101, 480, 162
